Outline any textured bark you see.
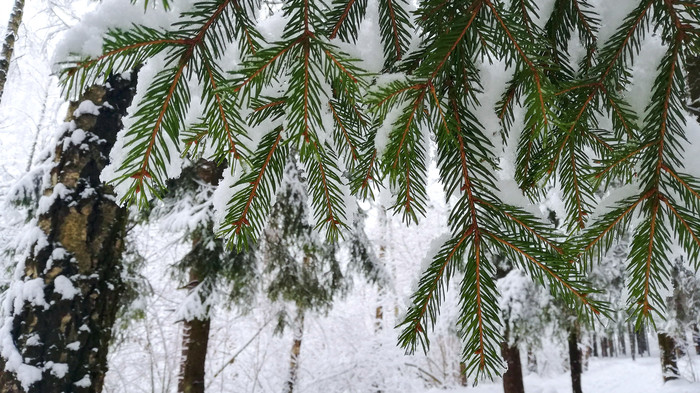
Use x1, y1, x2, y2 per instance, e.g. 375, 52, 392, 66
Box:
0, 0, 24, 104
658, 333, 679, 382
0, 71, 137, 392
284, 311, 305, 393
568, 325, 583, 393
628, 324, 636, 361
693, 324, 700, 355
177, 270, 211, 393
500, 341, 525, 393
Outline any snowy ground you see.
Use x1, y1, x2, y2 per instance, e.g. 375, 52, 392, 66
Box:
453, 356, 700, 393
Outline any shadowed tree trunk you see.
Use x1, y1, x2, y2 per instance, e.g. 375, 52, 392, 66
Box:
693, 324, 700, 355
0, 71, 137, 392
658, 333, 679, 382
569, 324, 583, 393
177, 267, 211, 393
592, 333, 598, 357
0, 0, 24, 104
176, 159, 225, 393
500, 341, 525, 393
285, 310, 305, 393
601, 337, 608, 357
636, 327, 648, 356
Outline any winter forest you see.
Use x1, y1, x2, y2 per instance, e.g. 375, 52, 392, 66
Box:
3, 0, 700, 392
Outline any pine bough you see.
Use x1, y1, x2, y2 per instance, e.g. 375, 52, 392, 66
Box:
58, 0, 700, 381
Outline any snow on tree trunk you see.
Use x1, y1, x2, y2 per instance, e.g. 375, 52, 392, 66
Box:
284, 310, 304, 393
0, 0, 24, 105
693, 324, 700, 355
500, 341, 524, 393
658, 333, 679, 382
0, 71, 137, 392
177, 268, 210, 393
568, 324, 583, 393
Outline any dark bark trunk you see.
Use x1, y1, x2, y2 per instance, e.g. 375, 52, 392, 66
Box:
693, 324, 700, 355
607, 335, 615, 357
284, 311, 304, 393
177, 268, 211, 393
637, 327, 648, 356
628, 324, 636, 361
658, 333, 679, 382
592, 333, 598, 357
500, 341, 525, 393
569, 325, 583, 393
0, 71, 137, 392
601, 337, 608, 357
0, 0, 24, 105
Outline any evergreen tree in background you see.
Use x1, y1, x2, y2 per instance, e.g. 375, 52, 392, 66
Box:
150, 158, 258, 393
262, 154, 347, 393
43, 0, 700, 379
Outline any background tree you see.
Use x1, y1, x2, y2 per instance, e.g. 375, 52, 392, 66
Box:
262, 154, 348, 393
151, 158, 258, 393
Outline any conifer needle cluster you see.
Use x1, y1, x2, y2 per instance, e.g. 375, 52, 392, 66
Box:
59, 0, 700, 380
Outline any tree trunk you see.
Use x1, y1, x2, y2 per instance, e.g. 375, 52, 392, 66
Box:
0, 71, 137, 392
693, 324, 700, 355
628, 324, 636, 361
637, 327, 648, 356
177, 268, 211, 393
569, 325, 583, 393
601, 337, 608, 357
658, 333, 679, 382
592, 333, 598, 357
607, 335, 615, 357
458, 362, 467, 387
500, 341, 525, 393
618, 330, 626, 356
527, 347, 537, 373
285, 310, 305, 393
0, 0, 24, 105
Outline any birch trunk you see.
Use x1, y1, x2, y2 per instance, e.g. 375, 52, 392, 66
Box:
0, 0, 25, 104
0, 71, 137, 392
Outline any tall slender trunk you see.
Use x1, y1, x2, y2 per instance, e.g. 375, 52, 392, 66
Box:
177, 268, 211, 393
0, 71, 137, 393
500, 341, 525, 393
0, 0, 24, 105
284, 310, 305, 393
618, 330, 626, 356
628, 324, 636, 361
592, 333, 598, 357
693, 324, 700, 355
658, 333, 679, 382
601, 337, 608, 357
568, 324, 583, 393
637, 327, 648, 356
